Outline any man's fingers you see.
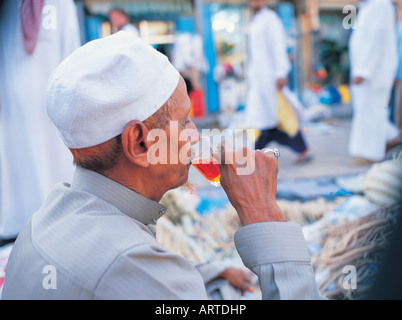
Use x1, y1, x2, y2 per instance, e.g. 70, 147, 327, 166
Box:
215, 139, 234, 164
239, 280, 254, 293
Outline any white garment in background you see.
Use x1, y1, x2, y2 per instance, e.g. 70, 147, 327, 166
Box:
171, 32, 208, 74
0, 0, 80, 238
348, 0, 399, 161
244, 7, 291, 130
121, 23, 140, 37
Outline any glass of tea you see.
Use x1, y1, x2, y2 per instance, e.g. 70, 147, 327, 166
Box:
191, 137, 220, 187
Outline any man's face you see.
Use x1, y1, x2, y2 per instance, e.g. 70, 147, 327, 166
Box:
148, 77, 199, 191
248, 0, 267, 13
109, 11, 128, 30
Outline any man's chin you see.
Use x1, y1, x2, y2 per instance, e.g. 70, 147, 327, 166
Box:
172, 167, 190, 189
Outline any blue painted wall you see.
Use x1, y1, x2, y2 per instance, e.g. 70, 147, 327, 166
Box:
202, 3, 220, 113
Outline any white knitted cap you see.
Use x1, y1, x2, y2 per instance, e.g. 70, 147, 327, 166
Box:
46, 31, 180, 149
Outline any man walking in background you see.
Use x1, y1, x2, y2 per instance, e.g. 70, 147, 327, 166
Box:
348, 0, 400, 164
244, 0, 312, 164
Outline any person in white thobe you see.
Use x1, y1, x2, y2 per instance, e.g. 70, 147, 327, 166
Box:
244, 0, 312, 163
0, 0, 80, 242
348, 0, 400, 163
245, 1, 290, 131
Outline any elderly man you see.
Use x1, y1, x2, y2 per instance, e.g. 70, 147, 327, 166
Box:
2, 32, 324, 300
245, 0, 312, 163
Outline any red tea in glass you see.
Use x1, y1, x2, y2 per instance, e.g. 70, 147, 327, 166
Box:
192, 159, 221, 186
191, 137, 221, 186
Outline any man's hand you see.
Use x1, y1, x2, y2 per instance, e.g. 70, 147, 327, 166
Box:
219, 267, 254, 295
277, 78, 286, 90
217, 141, 285, 225
353, 76, 365, 85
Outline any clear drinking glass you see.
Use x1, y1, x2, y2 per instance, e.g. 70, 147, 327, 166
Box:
191, 137, 221, 187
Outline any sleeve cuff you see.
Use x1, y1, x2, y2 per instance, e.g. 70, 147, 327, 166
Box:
234, 222, 311, 269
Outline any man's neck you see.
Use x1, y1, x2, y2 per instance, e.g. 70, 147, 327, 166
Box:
104, 164, 165, 203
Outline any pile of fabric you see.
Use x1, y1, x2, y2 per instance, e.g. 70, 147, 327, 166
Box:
156, 188, 350, 281
303, 153, 402, 299
309, 202, 400, 299
157, 187, 347, 263
277, 197, 346, 224
157, 189, 241, 264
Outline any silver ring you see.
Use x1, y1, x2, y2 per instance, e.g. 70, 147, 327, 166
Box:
263, 148, 280, 160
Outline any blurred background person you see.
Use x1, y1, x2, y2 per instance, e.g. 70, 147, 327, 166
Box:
394, 17, 402, 141
109, 8, 139, 37
348, 0, 400, 165
0, 0, 81, 246
244, 0, 313, 164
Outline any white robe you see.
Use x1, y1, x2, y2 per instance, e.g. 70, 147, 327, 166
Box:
0, 0, 80, 238
348, 0, 399, 161
244, 7, 291, 130
121, 23, 140, 37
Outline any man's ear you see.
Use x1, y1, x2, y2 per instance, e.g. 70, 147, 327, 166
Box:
121, 120, 151, 167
